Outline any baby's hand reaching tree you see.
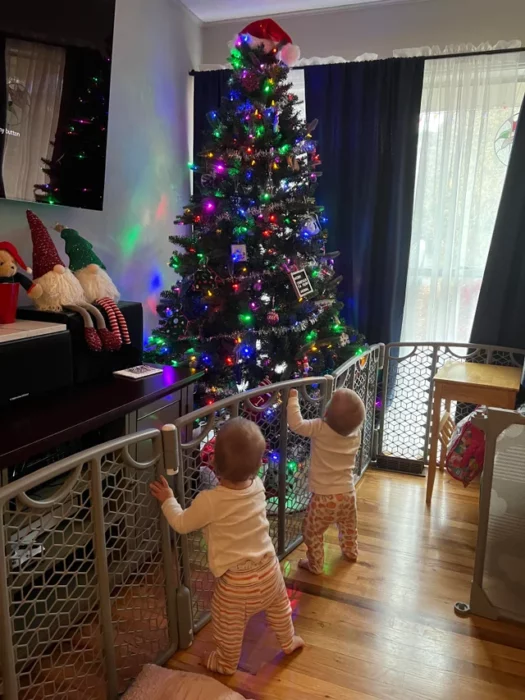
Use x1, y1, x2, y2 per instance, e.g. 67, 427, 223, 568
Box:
289, 389, 298, 399
150, 475, 174, 504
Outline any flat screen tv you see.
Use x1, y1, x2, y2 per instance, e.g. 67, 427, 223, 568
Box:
0, 1, 115, 211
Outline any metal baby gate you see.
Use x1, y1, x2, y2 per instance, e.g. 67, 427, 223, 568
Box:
377, 342, 524, 473
2, 340, 524, 699
0, 350, 381, 700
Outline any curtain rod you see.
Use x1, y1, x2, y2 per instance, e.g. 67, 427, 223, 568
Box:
189, 46, 525, 75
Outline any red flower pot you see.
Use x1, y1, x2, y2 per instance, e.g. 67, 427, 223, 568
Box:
0, 283, 19, 324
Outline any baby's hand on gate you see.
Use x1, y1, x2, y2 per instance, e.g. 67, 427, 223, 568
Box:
289, 389, 298, 400
149, 476, 174, 504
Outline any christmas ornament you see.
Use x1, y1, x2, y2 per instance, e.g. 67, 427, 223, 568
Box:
231, 244, 247, 262
339, 332, 350, 347
289, 268, 314, 299
240, 72, 260, 92
253, 280, 262, 292
267, 310, 279, 325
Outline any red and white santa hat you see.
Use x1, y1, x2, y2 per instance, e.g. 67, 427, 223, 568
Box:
26, 210, 66, 280
237, 18, 300, 66
0, 241, 31, 273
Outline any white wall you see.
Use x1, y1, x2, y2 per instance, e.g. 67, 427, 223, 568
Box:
202, 0, 525, 64
0, 0, 201, 335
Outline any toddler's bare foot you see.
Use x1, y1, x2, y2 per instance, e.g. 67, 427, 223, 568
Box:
285, 635, 305, 655
203, 650, 236, 675
342, 552, 358, 563
298, 558, 322, 575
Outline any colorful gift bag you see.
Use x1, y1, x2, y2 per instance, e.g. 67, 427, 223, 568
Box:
445, 410, 485, 487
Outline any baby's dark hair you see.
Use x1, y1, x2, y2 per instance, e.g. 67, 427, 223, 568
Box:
214, 417, 265, 482
325, 388, 365, 436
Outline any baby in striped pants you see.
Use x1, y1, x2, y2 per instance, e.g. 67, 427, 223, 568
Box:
287, 388, 365, 575
150, 417, 304, 675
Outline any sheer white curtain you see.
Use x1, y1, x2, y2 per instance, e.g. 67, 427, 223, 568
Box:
3, 38, 65, 201
401, 51, 525, 343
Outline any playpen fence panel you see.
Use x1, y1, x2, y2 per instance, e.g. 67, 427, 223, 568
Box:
378, 343, 524, 468
331, 345, 384, 479
0, 431, 177, 700
471, 409, 525, 624
171, 376, 331, 631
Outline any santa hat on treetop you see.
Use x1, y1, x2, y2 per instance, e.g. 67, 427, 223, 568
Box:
26, 210, 66, 280
237, 18, 300, 66
0, 241, 31, 273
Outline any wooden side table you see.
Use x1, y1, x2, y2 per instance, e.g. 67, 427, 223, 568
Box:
426, 362, 521, 503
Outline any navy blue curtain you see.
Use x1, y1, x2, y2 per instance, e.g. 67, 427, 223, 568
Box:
470, 95, 525, 351
304, 58, 424, 344
193, 69, 231, 161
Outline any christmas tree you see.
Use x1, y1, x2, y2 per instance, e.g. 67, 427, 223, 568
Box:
146, 19, 365, 404
34, 49, 110, 210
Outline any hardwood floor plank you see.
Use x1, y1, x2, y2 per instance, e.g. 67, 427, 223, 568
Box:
169, 470, 525, 699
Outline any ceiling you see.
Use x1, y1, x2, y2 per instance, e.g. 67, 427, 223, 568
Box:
181, 0, 409, 24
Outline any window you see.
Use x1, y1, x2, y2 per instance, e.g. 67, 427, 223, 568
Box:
401, 53, 525, 343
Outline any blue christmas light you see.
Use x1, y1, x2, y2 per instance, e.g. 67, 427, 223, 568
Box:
269, 451, 279, 462
165, 308, 173, 318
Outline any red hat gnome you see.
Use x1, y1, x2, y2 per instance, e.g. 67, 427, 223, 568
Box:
26, 210, 85, 312
237, 18, 300, 66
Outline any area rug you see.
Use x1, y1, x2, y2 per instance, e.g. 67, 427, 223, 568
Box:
122, 664, 252, 700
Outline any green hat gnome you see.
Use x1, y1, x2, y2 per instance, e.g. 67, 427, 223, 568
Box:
57, 225, 120, 303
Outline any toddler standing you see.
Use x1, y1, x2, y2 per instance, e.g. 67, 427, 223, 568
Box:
150, 417, 303, 675
287, 388, 365, 575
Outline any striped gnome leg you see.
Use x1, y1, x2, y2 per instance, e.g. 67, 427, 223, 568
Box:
64, 305, 102, 352
82, 303, 121, 351
96, 298, 130, 348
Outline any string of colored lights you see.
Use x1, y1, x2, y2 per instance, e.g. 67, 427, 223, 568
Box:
145, 32, 365, 404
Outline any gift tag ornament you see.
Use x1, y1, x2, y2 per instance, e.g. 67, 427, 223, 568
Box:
289, 268, 314, 299
231, 244, 247, 262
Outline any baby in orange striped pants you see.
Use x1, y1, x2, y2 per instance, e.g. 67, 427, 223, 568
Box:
287, 388, 365, 575
150, 417, 304, 675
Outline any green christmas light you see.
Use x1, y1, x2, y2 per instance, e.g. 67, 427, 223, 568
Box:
170, 256, 180, 269
171, 360, 179, 367
261, 193, 271, 202
306, 330, 317, 342
279, 144, 291, 155
239, 312, 253, 324
332, 322, 343, 333
312, 269, 319, 278
213, 130, 221, 138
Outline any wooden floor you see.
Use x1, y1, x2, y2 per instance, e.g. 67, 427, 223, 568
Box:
169, 470, 525, 699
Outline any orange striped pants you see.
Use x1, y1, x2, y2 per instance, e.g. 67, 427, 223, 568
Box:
206, 555, 296, 675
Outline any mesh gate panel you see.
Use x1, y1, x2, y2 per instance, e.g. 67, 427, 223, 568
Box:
379, 343, 524, 465
172, 377, 330, 631
332, 346, 383, 478
0, 431, 178, 700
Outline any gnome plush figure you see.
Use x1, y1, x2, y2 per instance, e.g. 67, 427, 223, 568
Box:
58, 226, 120, 302
236, 18, 300, 66
27, 210, 86, 312
26, 210, 120, 352
56, 224, 129, 350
